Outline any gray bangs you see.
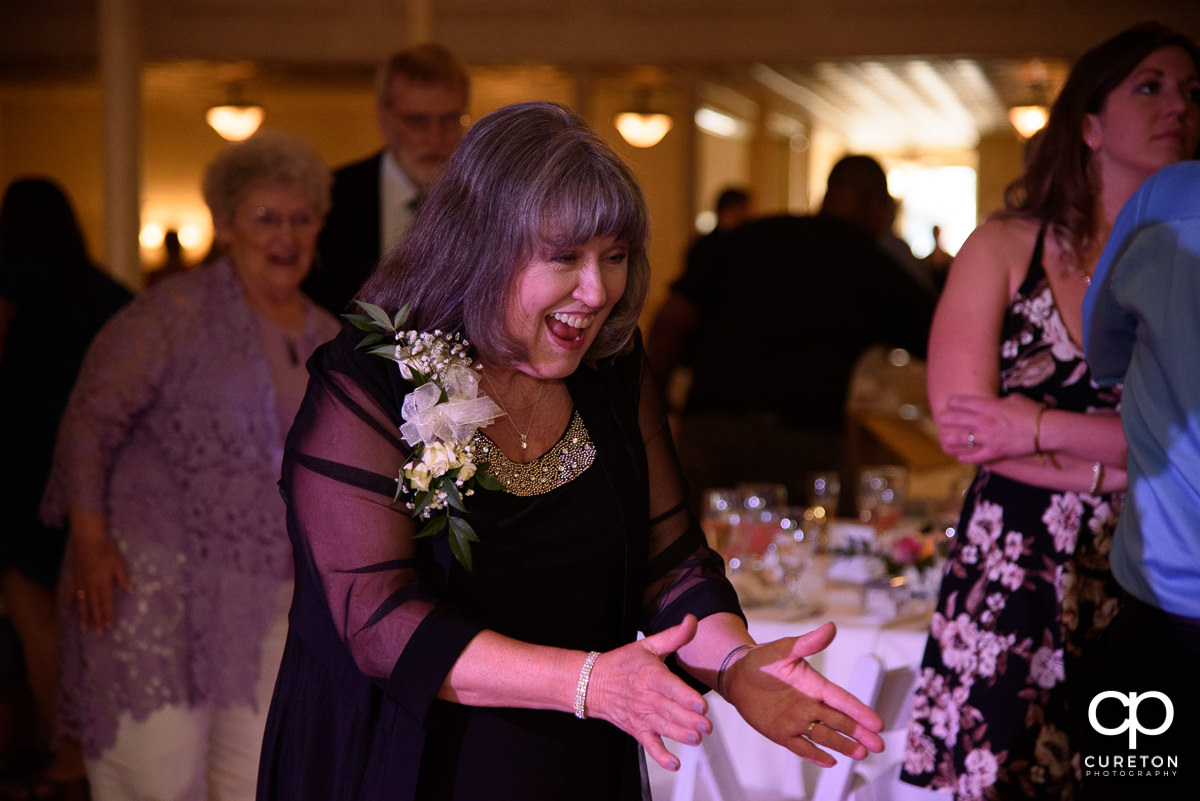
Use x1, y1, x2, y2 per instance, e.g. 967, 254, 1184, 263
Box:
528, 153, 648, 256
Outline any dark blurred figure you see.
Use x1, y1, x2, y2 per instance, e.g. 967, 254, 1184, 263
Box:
824, 155, 936, 293
144, 228, 192, 288
304, 42, 470, 315
647, 186, 751, 403
922, 224, 954, 291
0, 177, 131, 799
670, 157, 936, 514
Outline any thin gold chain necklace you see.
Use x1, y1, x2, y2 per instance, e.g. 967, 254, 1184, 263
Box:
484, 373, 545, 454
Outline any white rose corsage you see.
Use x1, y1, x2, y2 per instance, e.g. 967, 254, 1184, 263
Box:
346, 301, 505, 571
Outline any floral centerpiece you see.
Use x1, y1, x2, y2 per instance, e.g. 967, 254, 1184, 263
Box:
346, 301, 505, 571
832, 528, 944, 601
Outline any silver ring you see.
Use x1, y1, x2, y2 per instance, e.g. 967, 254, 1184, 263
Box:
966, 431, 976, 448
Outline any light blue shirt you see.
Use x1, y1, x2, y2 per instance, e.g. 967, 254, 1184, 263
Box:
1083, 160, 1200, 618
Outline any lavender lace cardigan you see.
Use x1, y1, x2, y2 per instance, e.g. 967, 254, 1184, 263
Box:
41, 259, 339, 756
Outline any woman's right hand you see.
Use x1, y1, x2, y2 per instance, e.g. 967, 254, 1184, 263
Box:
586, 615, 713, 772
64, 510, 132, 631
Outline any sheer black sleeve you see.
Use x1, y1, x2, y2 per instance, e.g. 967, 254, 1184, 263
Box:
282, 328, 482, 720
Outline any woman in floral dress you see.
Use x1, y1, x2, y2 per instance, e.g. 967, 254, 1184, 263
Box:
901, 23, 1200, 800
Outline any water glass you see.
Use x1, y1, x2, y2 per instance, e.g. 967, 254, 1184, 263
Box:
805, 471, 840, 520
769, 509, 818, 617
699, 487, 738, 552
857, 465, 908, 532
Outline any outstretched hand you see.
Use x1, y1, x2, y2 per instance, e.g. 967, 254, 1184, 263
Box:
585, 615, 713, 772
724, 622, 885, 767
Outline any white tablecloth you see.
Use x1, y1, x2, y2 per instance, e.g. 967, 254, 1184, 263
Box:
646, 577, 934, 800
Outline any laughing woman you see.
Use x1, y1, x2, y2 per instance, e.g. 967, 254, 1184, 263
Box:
257, 102, 885, 801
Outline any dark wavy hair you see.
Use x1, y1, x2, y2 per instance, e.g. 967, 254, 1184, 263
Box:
359, 101, 651, 366
1002, 21, 1200, 264
0, 177, 91, 268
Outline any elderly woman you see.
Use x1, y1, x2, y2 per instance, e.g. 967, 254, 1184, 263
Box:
41, 131, 340, 801
902, 22, 1200, 800
258, 102, 884, 801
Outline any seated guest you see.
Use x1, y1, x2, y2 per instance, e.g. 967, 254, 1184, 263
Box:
1082, 160, 1200, 801
41, 131, 340, 801
304, 42, 470, 314
257, 101, 885, 801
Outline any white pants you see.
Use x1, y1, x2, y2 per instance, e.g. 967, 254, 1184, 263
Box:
86, 586, 290, 801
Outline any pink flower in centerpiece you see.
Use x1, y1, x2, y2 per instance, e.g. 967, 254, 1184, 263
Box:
890, 533, 924, 565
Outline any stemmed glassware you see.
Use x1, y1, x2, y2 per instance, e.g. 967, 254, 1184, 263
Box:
768, 508, 818, 618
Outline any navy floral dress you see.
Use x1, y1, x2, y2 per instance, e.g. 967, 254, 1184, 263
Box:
901, 228, 1123, 800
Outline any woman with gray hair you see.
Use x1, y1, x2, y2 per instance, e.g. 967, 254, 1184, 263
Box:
41, 130, 340, 800
258, 102, 884, 800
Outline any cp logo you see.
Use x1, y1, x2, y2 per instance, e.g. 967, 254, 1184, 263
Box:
1088, 691, 1173, 749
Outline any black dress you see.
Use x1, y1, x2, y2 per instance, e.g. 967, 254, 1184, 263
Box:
901, 228, 1123, 800
257, 326, 741, 801
0, 257, 130, 586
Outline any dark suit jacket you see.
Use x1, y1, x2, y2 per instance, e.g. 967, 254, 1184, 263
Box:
306, 152, 384, 315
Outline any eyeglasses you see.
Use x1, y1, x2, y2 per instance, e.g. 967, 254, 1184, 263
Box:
247, 206, 321, 234
388, 110, 466, 135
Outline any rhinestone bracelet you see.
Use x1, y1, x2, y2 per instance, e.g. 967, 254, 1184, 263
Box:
574, 651, 601, 720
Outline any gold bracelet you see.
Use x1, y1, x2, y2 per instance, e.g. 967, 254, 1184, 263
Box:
1033, 403, 1048, 467
1089, 461, 1104, 495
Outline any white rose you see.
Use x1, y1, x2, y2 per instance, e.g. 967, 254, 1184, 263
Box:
423, 441, 455, 475
457, 457, 476, 482
404, 460, 432, 492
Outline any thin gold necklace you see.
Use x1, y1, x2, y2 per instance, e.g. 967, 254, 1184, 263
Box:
484, 373, 545, 454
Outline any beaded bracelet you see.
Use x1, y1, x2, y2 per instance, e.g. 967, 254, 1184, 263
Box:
574, 651, 601, 720
717, 644, 754, 697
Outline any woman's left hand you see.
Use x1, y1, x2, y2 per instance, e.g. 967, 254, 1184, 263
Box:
937, 393, 1042, 464
724, 622, 885, 766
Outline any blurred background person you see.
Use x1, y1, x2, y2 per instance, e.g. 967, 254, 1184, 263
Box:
647, 185, 751, 405
304, 42, 470, 315
144, 228, 193, 288
923, 223, 954, 291
0, 177, 131, 801
1082, 160, 1200, 801
823, 155, 938, 294
667, 155, 936, 516
903, 22, 1200, 800
40, 131, 340, 801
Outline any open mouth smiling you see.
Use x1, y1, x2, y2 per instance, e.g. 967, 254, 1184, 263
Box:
547, 311, 595, 343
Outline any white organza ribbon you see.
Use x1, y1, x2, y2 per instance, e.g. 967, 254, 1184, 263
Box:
400, 364, 503, 447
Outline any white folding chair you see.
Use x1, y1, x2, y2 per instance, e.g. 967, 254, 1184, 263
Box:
810, 653, 918, 801
670, 721, 745, 801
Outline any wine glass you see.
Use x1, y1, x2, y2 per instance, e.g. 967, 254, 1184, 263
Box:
857, 465, 908, 532
699, 487, 738, 553
769, 508, 818, 618
805, 470, 841, 551
734, 482, 788, 555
